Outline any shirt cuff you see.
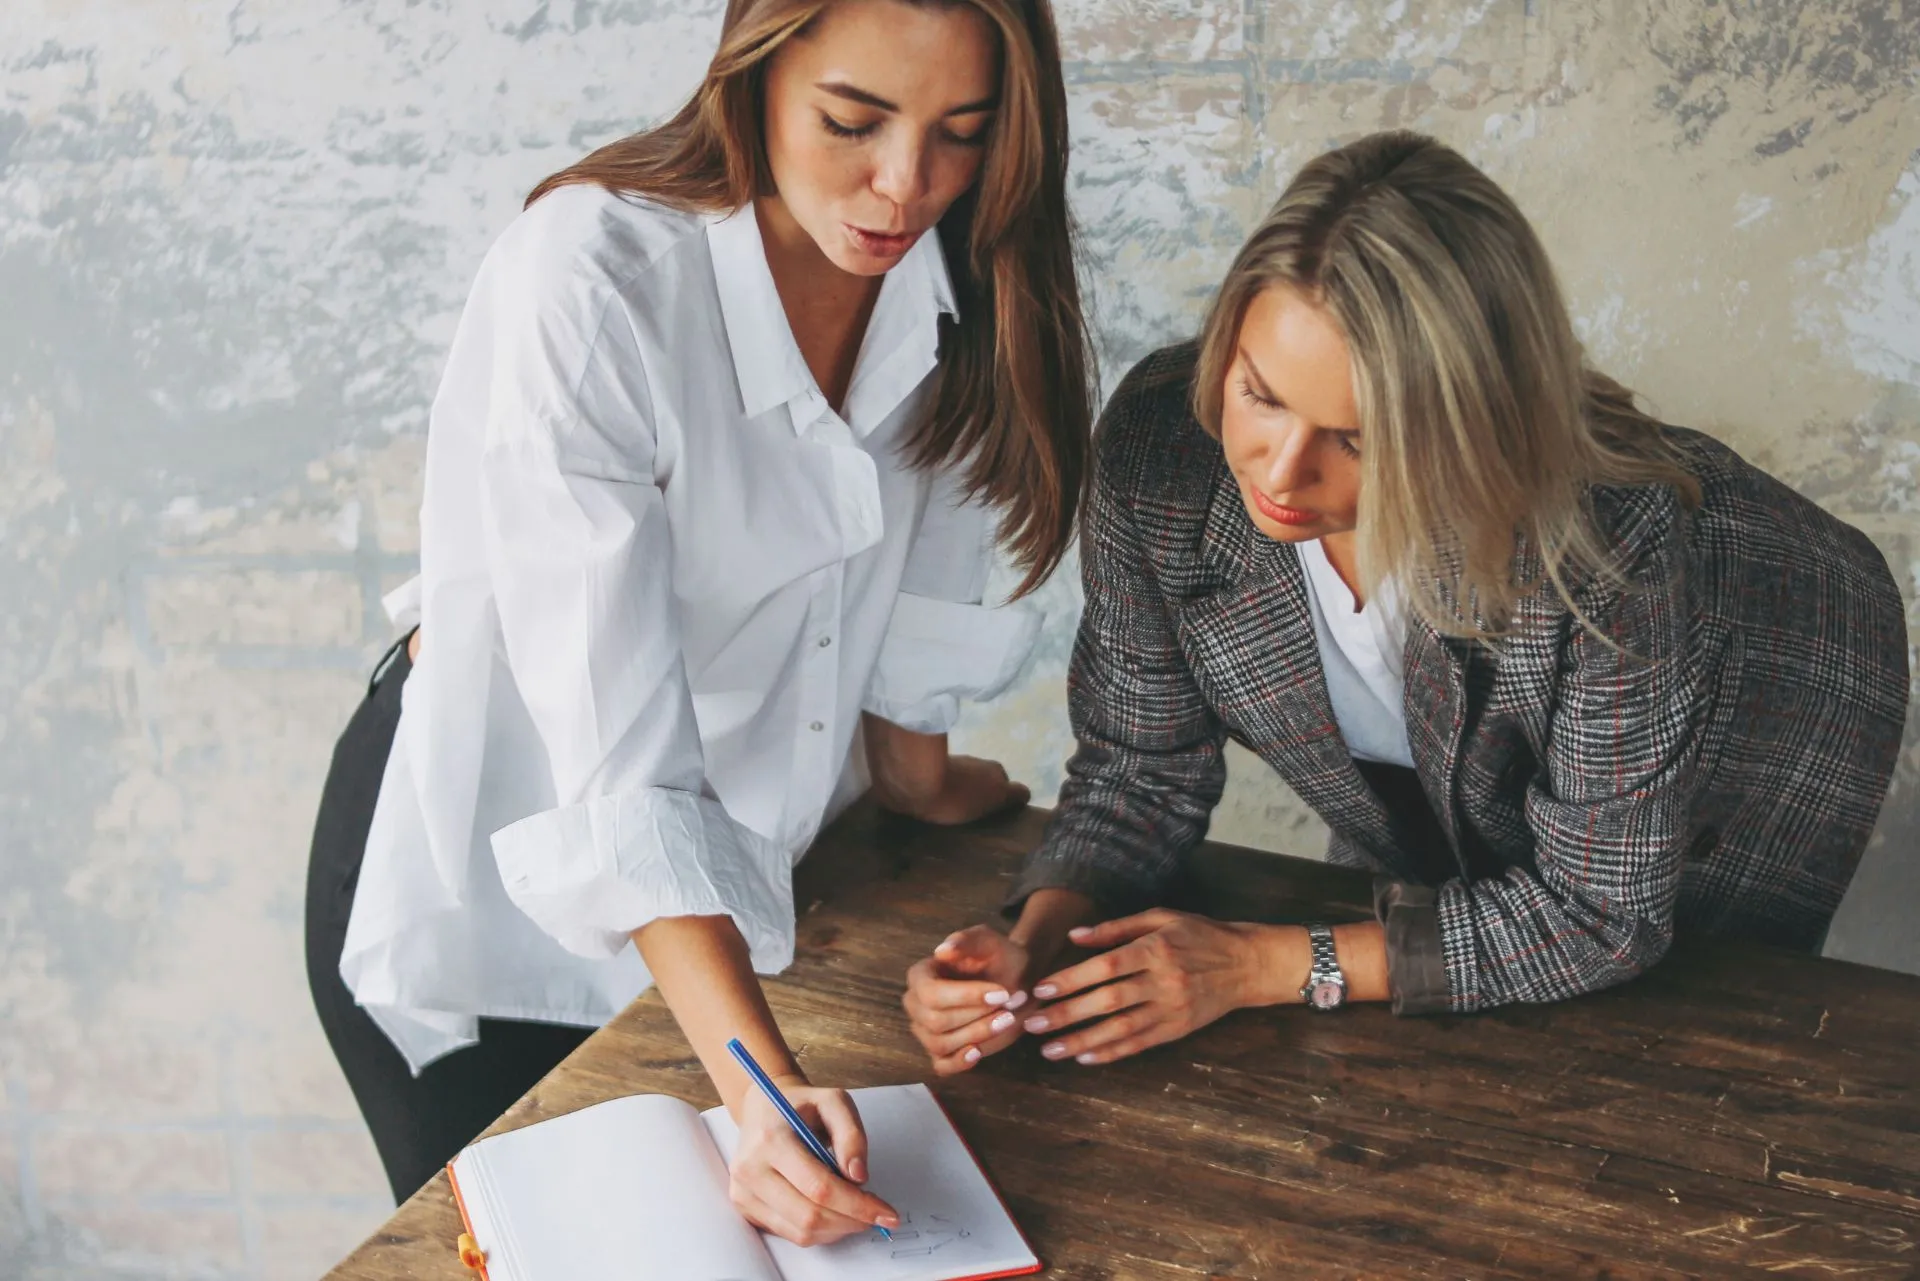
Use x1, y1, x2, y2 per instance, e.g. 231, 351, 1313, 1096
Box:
489, 788, 796, 972
1373, 878, 1451, 1015
861, 591, 1043, 734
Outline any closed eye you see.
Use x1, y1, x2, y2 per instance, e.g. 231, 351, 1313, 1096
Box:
1239, 377, 1360, 457
821, 113, 880, 140
1236, 377, 1280, 410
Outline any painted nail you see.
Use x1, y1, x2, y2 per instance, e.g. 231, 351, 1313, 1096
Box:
1042, 1042, 1069, 1060
1076, 1053, 1098, 1065
1006, 990, 1029, 1010
989, 1012, 1016, 1033
1034, 983, 1058, 999
962, 1046, 981, 1065
983, 989, 1009, 1006
1024, 1016, 1049, 1033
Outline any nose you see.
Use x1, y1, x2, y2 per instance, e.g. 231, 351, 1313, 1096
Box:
1255, 415, 1318, 499
870, 130, 932, 208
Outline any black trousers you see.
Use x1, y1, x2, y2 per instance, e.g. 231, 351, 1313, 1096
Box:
304, 636, 591, 1204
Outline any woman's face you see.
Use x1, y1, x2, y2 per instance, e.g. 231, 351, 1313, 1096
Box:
1219, 286, 1364, 544
762, 0, 1000, 276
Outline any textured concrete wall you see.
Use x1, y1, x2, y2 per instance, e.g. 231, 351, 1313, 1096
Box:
1, 2, 1914, 1277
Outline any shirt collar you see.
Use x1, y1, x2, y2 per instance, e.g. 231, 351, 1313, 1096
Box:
707, 203, 960, 434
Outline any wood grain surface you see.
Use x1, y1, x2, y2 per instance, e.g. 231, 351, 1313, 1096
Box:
320, 804, 1920, 1279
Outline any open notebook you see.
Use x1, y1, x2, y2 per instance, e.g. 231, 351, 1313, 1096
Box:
447, 1083, 1040, 1281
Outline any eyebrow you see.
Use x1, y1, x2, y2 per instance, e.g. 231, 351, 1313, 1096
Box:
816, 81, 999, 116
1237, 345, 1358, 434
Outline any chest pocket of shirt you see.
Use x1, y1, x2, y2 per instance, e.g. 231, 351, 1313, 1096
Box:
668, 427, 884, 615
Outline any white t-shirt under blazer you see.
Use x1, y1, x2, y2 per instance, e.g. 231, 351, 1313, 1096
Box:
1295, 537, 1414, 769
342, 186, 1041, 1073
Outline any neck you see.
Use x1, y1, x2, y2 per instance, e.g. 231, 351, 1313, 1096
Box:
752, 196, 884, 414
1319, 531, 1366, 611
754, 196, 878, 307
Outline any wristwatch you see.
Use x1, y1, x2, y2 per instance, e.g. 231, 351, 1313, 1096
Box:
1299, 924, 1348, 1011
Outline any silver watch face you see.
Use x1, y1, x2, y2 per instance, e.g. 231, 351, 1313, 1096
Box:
1308, 979, 1346, 1010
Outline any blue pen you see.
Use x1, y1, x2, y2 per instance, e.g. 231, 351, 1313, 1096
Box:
725, 1038, 893, 1241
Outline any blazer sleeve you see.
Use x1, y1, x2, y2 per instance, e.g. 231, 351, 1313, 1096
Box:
1408, 498, 1703, 1014
1005, 386, 1228, 914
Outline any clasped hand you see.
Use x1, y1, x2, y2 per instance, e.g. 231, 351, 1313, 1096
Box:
904, 908, 1283, 1071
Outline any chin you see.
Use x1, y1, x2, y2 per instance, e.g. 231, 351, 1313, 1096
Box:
833, 249, 897, 277
1245, 506, 1320, 542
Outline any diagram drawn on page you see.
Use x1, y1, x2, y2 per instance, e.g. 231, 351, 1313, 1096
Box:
880, 1212, 973, 1260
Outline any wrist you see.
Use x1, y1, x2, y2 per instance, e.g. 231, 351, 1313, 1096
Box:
1008, 889, 1097, 971
863, 716, 949, 813
1239, 923, 1313, 1008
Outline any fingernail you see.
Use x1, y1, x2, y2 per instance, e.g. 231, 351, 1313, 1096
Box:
1006, 990, 1029, 1010
879, 1214, 901, 1229
989, 1012, 1015, 1033
1042, 1041, 1069, 1060
1024, 1016, 1048, 1033
1034, 983, 1058, 999
1068, 926, 1091, 938
849, 1158, 867, 1181
983, 989, 1009, 1006
962, 1046, 981, 1064
1076, 1052, 1099, 1065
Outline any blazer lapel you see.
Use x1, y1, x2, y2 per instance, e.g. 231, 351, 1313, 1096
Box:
1176, 474, 1415, 873
1403, 616, 1472, 860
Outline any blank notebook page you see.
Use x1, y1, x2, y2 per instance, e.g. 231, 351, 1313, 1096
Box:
704, 1083, 1039, 1281
451, 1094, 781, 1281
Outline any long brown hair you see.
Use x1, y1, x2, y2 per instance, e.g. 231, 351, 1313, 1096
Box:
528, 0, 1091, 597
1193, 130, 1701, 640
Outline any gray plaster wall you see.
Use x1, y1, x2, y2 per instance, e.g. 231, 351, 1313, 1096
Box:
1, 2, 1914, 1277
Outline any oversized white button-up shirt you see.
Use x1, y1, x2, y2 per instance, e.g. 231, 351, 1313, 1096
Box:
340, 186, 1041, 1073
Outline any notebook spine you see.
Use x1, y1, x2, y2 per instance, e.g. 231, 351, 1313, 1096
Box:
446, 1162, 492, 1281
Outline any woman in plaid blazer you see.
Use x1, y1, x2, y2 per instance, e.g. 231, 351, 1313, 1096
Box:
902, 131, 1909, 1073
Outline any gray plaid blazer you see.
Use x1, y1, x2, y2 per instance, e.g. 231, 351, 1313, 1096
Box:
1011, 344, 1909, 1014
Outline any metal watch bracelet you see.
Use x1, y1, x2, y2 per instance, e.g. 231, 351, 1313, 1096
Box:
1299, 923, 1348, 1011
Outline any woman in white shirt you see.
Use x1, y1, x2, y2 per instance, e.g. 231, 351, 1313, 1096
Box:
302, 0, 1091, 1244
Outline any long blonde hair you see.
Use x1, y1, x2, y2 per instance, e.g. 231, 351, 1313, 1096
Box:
529, 0, 1092, 597
1193, 131, 1700, 639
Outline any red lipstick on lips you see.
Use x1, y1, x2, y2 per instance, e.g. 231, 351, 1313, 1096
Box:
1250, 486, 1318, 527
847, 224, 920, 258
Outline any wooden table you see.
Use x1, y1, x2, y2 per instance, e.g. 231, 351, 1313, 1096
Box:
323, 804, 1920, 1279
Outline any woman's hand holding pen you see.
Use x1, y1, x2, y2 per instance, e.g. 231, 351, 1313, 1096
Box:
728, 1075, 901, 1247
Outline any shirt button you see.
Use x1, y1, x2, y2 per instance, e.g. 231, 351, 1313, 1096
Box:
817, 636, 833, 648
809, 720, 824, 732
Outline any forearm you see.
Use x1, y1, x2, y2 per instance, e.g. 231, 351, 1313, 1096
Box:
632, 914, 799, 1117
862, 713, 947, 810
1240, 920, 1391, 1007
